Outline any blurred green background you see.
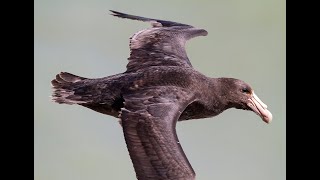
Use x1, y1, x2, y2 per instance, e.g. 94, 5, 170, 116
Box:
34, 0, 285, 179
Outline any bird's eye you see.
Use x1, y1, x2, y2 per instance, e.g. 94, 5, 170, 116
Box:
241, 88, 250, 94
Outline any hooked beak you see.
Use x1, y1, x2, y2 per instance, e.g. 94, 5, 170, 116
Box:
247, 92, 273, 123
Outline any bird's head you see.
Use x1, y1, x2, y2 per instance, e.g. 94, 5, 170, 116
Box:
219, 78, 273, 123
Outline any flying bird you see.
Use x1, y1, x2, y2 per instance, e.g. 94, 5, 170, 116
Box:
51, 10, 272, 180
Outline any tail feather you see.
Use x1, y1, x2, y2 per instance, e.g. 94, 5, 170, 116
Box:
51, 72, 88, 104
52, 72, 86, 86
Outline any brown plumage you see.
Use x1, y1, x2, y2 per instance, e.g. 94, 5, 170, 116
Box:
51, 10, 272, 180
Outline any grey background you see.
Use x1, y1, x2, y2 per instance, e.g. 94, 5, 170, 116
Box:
35, 0, 285, 179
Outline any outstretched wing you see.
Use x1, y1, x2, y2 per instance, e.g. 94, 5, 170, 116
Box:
110, 10, 208, 72
120, 86, 196, 180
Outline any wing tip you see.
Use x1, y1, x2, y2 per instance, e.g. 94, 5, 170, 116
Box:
109, 10, 138, 20
109, 10, 188, 27
109, 10, 122, 17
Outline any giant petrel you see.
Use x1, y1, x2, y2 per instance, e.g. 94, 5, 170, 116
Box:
51, 10, 272, 180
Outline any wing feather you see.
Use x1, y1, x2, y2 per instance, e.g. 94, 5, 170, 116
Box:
120, 86, 196, 180
110, 10, 208, 72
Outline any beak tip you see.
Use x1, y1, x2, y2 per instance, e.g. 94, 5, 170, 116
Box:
265, 119, 271, 124
263, 112, 273, 124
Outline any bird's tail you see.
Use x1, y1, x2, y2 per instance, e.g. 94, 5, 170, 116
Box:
51, 72, 88, 104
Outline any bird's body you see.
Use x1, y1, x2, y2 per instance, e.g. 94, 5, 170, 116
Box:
51, 10, 272, 180
53, 67, 228, 121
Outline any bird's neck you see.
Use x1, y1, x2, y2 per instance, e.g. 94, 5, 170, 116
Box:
206, 78, 234, 111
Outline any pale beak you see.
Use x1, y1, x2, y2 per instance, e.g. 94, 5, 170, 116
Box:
247, 92, 273, 123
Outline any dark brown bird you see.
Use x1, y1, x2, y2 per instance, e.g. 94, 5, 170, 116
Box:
51, 10, 272, 180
